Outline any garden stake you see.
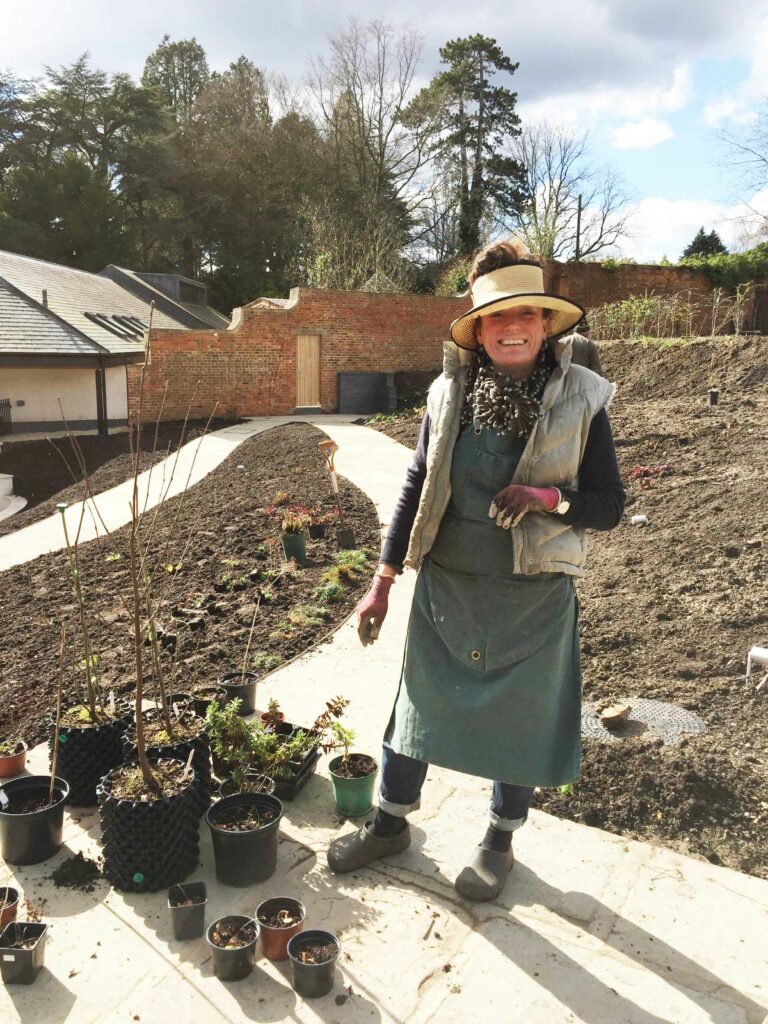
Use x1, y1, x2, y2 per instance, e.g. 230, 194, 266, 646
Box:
49, 624, 66, 807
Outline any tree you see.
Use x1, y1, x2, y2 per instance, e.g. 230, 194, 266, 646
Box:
308, 19, 427, 213
404, 35, 525, 257
681, 227, 727, 258
505, 121, 633, 260
141, 35, 209, 131
0, 56, 168, 270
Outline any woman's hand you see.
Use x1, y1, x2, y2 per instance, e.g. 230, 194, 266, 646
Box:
489, 484, 560, 528
356, 573, 395, 646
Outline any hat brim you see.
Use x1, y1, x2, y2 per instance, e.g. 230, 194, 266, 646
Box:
450, 293, 585, 350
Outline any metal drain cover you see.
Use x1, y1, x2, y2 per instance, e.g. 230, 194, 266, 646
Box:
581, 698, 706, 745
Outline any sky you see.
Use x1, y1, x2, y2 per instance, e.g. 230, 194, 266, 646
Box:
2, 0, 768, 263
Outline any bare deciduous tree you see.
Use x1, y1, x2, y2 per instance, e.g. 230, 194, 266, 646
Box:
503, 121, 634, 260
307, 18, 429, 209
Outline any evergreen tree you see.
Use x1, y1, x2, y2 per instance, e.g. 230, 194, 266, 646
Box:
404, 35, 525, 256
682, 227, 728, 258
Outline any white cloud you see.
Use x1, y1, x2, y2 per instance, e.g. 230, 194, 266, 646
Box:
700, 14, 768, 125
618, 190, 768, 261
612, 117, 674, 150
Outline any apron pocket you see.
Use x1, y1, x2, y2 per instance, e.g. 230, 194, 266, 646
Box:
424, 561, 571, 673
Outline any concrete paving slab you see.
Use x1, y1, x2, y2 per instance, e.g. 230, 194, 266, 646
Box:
2, 420, 767, 1022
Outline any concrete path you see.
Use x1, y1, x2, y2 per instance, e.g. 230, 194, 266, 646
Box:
0, 416, 358, 572
1, 423, 767, 1023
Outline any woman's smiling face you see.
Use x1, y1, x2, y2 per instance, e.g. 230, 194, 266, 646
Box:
476, 305, 548, 378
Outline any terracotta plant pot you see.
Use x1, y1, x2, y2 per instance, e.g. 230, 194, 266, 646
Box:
256, 897, 306, 961
0, 741, 28, 779
0, 886, 20, 928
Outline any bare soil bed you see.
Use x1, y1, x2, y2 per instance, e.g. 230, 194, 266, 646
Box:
0, 423, 379, 747
0, 420, 234, 537
369, 336, 768, 880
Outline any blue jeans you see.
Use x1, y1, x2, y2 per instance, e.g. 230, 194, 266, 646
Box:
378, 744, 534, 831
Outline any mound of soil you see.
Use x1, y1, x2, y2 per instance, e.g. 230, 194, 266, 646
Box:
50, 852, 103, 893
0, 419, 235, 537
370, 336, 768, 879
0, 423, 379, 748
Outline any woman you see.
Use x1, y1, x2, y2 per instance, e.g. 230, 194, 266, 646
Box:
328, 239, 625, 901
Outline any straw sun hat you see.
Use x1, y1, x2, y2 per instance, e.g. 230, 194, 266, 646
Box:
449, 263, 585, 350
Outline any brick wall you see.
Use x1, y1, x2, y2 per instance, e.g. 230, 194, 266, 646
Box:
551, 260, 714, 307
128, 262, 717, 422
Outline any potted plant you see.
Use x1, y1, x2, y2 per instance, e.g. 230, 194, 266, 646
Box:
326, 723, 379, 818
0, 886, 20, 929
206, 915, 259, 981
168, 882, 207, 940
0, 630, 69, 865
205, 792, 284, 886
96, 363, 210, 892
307, 509, 332, 540
256, 897, 306, 961
0, 921, 49, 985
191, 683, 228, 717
217, 767, 275, 799
52, 503, 132, 806
281, 508, 308, 564
0, 775, 70, 866
218, 671, 258, 715
287, 929, 341, 999
0, 737, 27, 779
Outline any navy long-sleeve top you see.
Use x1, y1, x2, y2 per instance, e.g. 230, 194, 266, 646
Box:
381, 408, 626, 571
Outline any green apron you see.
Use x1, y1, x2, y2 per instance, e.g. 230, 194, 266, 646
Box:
385, 422, 581, 788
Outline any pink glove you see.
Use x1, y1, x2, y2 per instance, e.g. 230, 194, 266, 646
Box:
356, 575, 394, 646
489, 484, 559, 529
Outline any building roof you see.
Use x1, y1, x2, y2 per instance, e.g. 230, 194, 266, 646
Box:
101, 266, 230, 330
0, 249, 228, 362
0, 277, 99, 357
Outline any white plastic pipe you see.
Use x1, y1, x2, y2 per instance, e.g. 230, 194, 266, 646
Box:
746, 646, 768, 679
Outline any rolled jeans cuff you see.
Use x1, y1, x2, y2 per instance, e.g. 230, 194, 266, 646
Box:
378, 794, 421, 818
489, 811, 527, 832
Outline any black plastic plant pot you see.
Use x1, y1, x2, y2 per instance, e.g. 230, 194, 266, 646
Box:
336, 527, 356, 551
50, 704, 132, 806
287, 930, 341, 999
0, 922, 49, 985
217, 772, 276, 799
121, 717, 212, 815
206, 915, 259, 982
97, 758, 201, 893
205, 793, 283, 887
168, 882, 207, 940
192, 685, 228, 718
273, 747, 322, 802
218, 672, 258, 716
0, 776, 69, 866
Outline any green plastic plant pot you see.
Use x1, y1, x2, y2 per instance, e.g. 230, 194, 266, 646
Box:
281, 533, 306, 564
328, 755, 379, 818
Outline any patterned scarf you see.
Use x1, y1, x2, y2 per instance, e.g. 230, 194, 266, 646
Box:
460, 345, 553, 438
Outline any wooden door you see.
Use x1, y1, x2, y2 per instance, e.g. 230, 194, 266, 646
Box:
296, 334, 320, 408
